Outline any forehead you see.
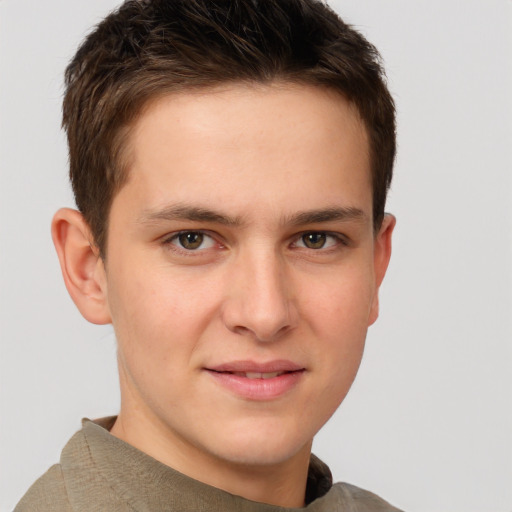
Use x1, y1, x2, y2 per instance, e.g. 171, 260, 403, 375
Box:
117, 82, 371, 222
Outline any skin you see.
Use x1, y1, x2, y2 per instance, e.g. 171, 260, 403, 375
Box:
52, 82, 394, 507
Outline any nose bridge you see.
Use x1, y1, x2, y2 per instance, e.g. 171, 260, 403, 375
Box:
223, 243, 297, 342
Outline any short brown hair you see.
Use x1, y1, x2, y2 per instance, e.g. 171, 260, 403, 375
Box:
63, 0, 396, 256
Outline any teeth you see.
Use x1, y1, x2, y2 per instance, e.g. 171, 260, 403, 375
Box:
262, 372, 280, 379
244, 372, 281, 379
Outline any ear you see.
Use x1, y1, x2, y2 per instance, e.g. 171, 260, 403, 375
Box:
51, 208, 111, 325
368, 213, 396, 326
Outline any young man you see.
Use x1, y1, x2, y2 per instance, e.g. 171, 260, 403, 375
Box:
16, 0, 400, 510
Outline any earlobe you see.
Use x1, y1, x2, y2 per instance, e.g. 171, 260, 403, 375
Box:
368, 213, 396, 326
51, 208, 111, 325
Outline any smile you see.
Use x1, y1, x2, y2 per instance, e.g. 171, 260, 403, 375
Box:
233, 371, 284, 379
204, 362, 305, 400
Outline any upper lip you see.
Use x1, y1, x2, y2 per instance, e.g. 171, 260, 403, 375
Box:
205, 360, 305, 373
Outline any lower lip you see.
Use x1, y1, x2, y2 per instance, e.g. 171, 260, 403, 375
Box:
205, 370, 305, 401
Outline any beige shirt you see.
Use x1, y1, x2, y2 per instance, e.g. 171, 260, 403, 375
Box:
15, 417, 403, 511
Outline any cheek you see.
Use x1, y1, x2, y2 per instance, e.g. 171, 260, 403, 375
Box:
300, 265, 374, 392
106, 269, 219, 408
303, 265, 376, 336
107, 264, 224, 360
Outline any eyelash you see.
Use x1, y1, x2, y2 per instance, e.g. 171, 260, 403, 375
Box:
161, 230, 349, 254
162, 231, 220, 254
292, 232, 349, 251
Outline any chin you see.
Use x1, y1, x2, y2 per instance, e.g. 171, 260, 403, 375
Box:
202, 421, 313, 468
213, 442, 309, 468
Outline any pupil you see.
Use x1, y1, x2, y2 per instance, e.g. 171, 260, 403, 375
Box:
179, 232, 203, 249
304, 233, 326, 249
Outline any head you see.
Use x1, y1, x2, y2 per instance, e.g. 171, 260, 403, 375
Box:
53, 0, 396, 505
63, 0, 395, 258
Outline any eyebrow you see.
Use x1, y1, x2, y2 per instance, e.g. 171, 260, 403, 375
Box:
138, 203, 368, 229
286, 206, 368, 226
137, 204, 244, 226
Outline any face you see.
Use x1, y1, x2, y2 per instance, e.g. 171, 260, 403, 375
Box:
99, 83, 393, 481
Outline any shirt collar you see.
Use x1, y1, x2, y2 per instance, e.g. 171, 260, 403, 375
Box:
60, 416, 336, 511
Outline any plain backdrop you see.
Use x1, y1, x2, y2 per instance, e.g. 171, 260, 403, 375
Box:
1, 1, 511, 511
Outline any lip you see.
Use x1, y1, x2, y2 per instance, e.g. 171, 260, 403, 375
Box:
204, 360, 305, 401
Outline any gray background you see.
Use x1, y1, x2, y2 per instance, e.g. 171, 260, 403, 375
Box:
1, 1, 511, 511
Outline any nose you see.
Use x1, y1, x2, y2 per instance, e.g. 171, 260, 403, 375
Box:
221, 250, 298, 342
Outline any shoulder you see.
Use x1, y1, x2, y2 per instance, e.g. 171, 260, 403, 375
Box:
331, 482, 405, 512
14, 464, 72, 512
14, 419, 130, 512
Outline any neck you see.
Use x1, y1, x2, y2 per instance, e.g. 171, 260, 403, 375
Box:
111, 401, 312, 507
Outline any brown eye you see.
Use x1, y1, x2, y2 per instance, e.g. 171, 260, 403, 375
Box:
302, 232, 327, 249
178, 232, 204, 250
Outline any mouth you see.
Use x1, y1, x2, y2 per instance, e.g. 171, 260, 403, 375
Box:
231, 371, 288, 379
205, 360, 305, 376
204, 361, 305, 400
209, 370, 302, 379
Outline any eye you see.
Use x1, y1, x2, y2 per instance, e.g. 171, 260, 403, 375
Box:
294, 232, 342, 250
301, 232, 327, 249
169, 231, 216, 251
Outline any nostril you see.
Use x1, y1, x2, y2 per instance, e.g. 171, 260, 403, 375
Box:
232, 322, 292, 343
220, 263, 298, 341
